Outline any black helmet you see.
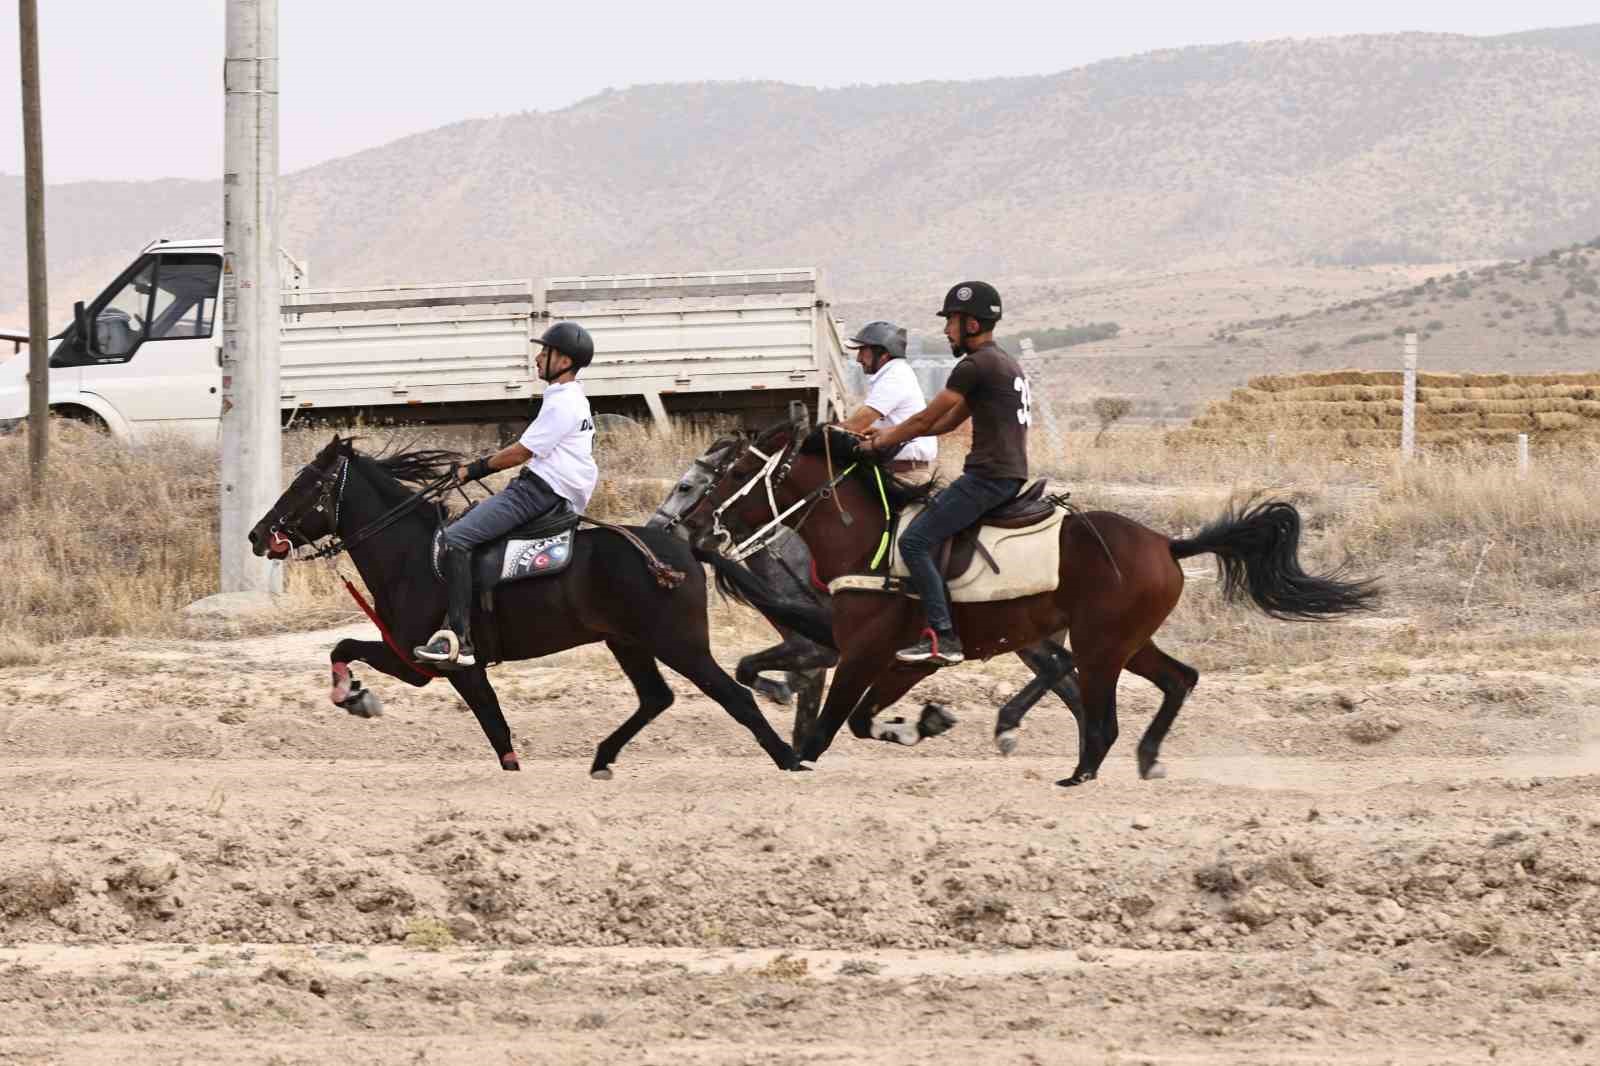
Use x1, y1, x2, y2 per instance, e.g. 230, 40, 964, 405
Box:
846, 320, 907, 361
938, 281, 1003, 323
536, 321, 594, 371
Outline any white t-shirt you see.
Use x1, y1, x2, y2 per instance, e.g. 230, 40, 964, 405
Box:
519, 381, 598, 510
863, 358, 937, 464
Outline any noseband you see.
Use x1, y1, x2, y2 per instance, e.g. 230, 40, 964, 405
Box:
270, 455, 350, 556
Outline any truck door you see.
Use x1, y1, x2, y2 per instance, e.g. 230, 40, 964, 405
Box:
77, 251, 223, 434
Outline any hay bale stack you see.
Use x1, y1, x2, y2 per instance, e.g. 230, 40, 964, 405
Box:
1181, 369, 1600, 448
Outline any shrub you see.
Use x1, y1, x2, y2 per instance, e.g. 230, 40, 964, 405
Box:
1091, 396, 1133, 447
1001, 322, 1121, 352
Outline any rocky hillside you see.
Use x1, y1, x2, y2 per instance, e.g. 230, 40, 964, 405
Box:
6, 25, 1600, 333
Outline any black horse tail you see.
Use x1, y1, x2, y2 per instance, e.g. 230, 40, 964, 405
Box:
1169, 499, 1378, 620
691, 546, 838, 649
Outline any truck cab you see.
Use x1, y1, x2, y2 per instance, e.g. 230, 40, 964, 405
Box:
0, 238, 305, 439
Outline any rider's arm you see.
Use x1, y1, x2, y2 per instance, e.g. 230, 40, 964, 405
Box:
839, 404, 885, 434
460, 441, 532, 481
872, 388, 968, 449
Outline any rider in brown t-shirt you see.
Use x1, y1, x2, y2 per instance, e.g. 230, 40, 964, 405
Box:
863, 281, 1030, 666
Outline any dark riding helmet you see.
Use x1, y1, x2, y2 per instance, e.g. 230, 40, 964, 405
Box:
937, 281, 1003, 323
846, 320, 908, 361
536, 321, 595, 372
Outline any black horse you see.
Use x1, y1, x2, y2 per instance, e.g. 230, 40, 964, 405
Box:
248, 435, 829, 775
648, 431, 1087, 753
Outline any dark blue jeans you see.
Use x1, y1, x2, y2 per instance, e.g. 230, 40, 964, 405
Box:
442, 470, 564, 551
900, 473, 1023, 633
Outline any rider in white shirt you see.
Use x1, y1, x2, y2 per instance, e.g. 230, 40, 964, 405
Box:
839, 320, 937, 473
416, 321, 597, 669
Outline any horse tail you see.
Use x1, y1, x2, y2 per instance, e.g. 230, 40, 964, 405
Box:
691, 546, 838, 649
1169, 498, 1378, 620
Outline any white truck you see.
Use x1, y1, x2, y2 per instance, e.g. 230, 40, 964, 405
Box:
0, 238, 857, 440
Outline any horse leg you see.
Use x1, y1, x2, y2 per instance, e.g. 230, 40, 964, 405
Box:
1057, 656, 1122, 788
736, 643, 798, 705
589, 639, 676, 780
444, 668, 520, 771
326, 638, 435, 718
653, 644, 801, 770
845, 665, 950, 747
796, 650, 897, 764
735, 633, 837, 705
994, 637, 1081, 755
1123, 642, 1199, 781
789, 667, 826, 750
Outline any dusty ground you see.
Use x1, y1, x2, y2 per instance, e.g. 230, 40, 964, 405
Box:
3, 605, 1599, 1066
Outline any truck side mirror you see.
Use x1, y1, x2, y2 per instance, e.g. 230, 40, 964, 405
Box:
73, 301, 92, 354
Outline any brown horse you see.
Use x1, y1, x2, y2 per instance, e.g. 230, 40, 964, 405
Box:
679, 423, 1377, 787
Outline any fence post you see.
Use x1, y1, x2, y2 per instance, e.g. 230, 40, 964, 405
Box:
1400, 332, 1418, 460
1517, 433, 1529, 478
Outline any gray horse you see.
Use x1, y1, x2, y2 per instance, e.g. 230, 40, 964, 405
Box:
647, 434, 1085, 752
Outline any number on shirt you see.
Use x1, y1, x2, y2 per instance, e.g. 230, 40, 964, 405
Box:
1013, 375, 1033, 426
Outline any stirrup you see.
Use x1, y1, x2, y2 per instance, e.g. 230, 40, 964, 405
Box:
415, 629, 462, 663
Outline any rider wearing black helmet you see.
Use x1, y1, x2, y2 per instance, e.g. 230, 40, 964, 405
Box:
862, 282, 1030, 666
416, 321, 599, 669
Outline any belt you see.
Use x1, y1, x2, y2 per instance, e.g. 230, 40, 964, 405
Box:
887, 460, 930, 474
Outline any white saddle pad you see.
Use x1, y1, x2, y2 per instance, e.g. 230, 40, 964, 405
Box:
829, 504, 1064, 603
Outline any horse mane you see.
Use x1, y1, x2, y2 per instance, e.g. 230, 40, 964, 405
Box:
339, 436, 464, 501
796, 425, 940, 511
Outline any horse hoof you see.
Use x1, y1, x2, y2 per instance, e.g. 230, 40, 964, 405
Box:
995, 729, 1019, 756
348, 690, 383, 719
871, 717, 921, 746
918, 703, 959, 738
1055, 771, 1096, 788
500, 751, 521, 772
795, 760, 817, 771
1141, 761, 1168, 780
590, 767, 613, 781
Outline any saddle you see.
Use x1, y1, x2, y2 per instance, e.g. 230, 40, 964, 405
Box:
829, 479, 1067, 604
431, 504, 583, 600
939, 480, 1055, 579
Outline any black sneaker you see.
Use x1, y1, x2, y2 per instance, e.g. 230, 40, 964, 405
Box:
895, 628, 965, 667
414, 630, 476, 669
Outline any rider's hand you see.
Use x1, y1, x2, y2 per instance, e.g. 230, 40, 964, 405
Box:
861, 427, 887, 452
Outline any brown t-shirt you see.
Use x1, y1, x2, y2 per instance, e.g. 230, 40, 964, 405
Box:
944, 342, 1030, 480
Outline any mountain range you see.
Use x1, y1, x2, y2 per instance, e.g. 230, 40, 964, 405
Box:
6, 24, 1600, 334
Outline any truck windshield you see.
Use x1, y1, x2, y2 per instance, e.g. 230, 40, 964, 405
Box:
54, 252, 222, 365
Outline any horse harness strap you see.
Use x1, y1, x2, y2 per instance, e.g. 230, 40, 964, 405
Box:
577, 515, 686, 589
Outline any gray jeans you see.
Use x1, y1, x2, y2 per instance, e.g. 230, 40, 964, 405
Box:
441, 470, 566, 552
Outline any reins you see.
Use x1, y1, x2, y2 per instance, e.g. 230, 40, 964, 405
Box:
296, 461, 457, 562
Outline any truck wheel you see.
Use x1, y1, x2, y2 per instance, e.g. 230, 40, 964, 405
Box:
53, 406, 109, 434
592, 413, 640, 435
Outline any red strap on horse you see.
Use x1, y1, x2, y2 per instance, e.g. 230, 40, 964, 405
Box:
342, 577, 440, 680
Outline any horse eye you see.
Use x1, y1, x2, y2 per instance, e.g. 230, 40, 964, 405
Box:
677, 483, 692, 493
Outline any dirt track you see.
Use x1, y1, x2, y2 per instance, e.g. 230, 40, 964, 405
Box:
3, 618, 1599, 1064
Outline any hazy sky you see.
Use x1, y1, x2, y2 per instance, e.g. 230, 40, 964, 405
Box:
2, 0, 1597, 182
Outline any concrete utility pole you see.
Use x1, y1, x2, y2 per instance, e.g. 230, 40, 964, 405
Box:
17, 0, 48, 500
220, 0, 282, 593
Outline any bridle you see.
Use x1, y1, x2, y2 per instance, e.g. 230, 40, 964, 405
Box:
705, 430, 861, 562
270, 452, 453, 562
